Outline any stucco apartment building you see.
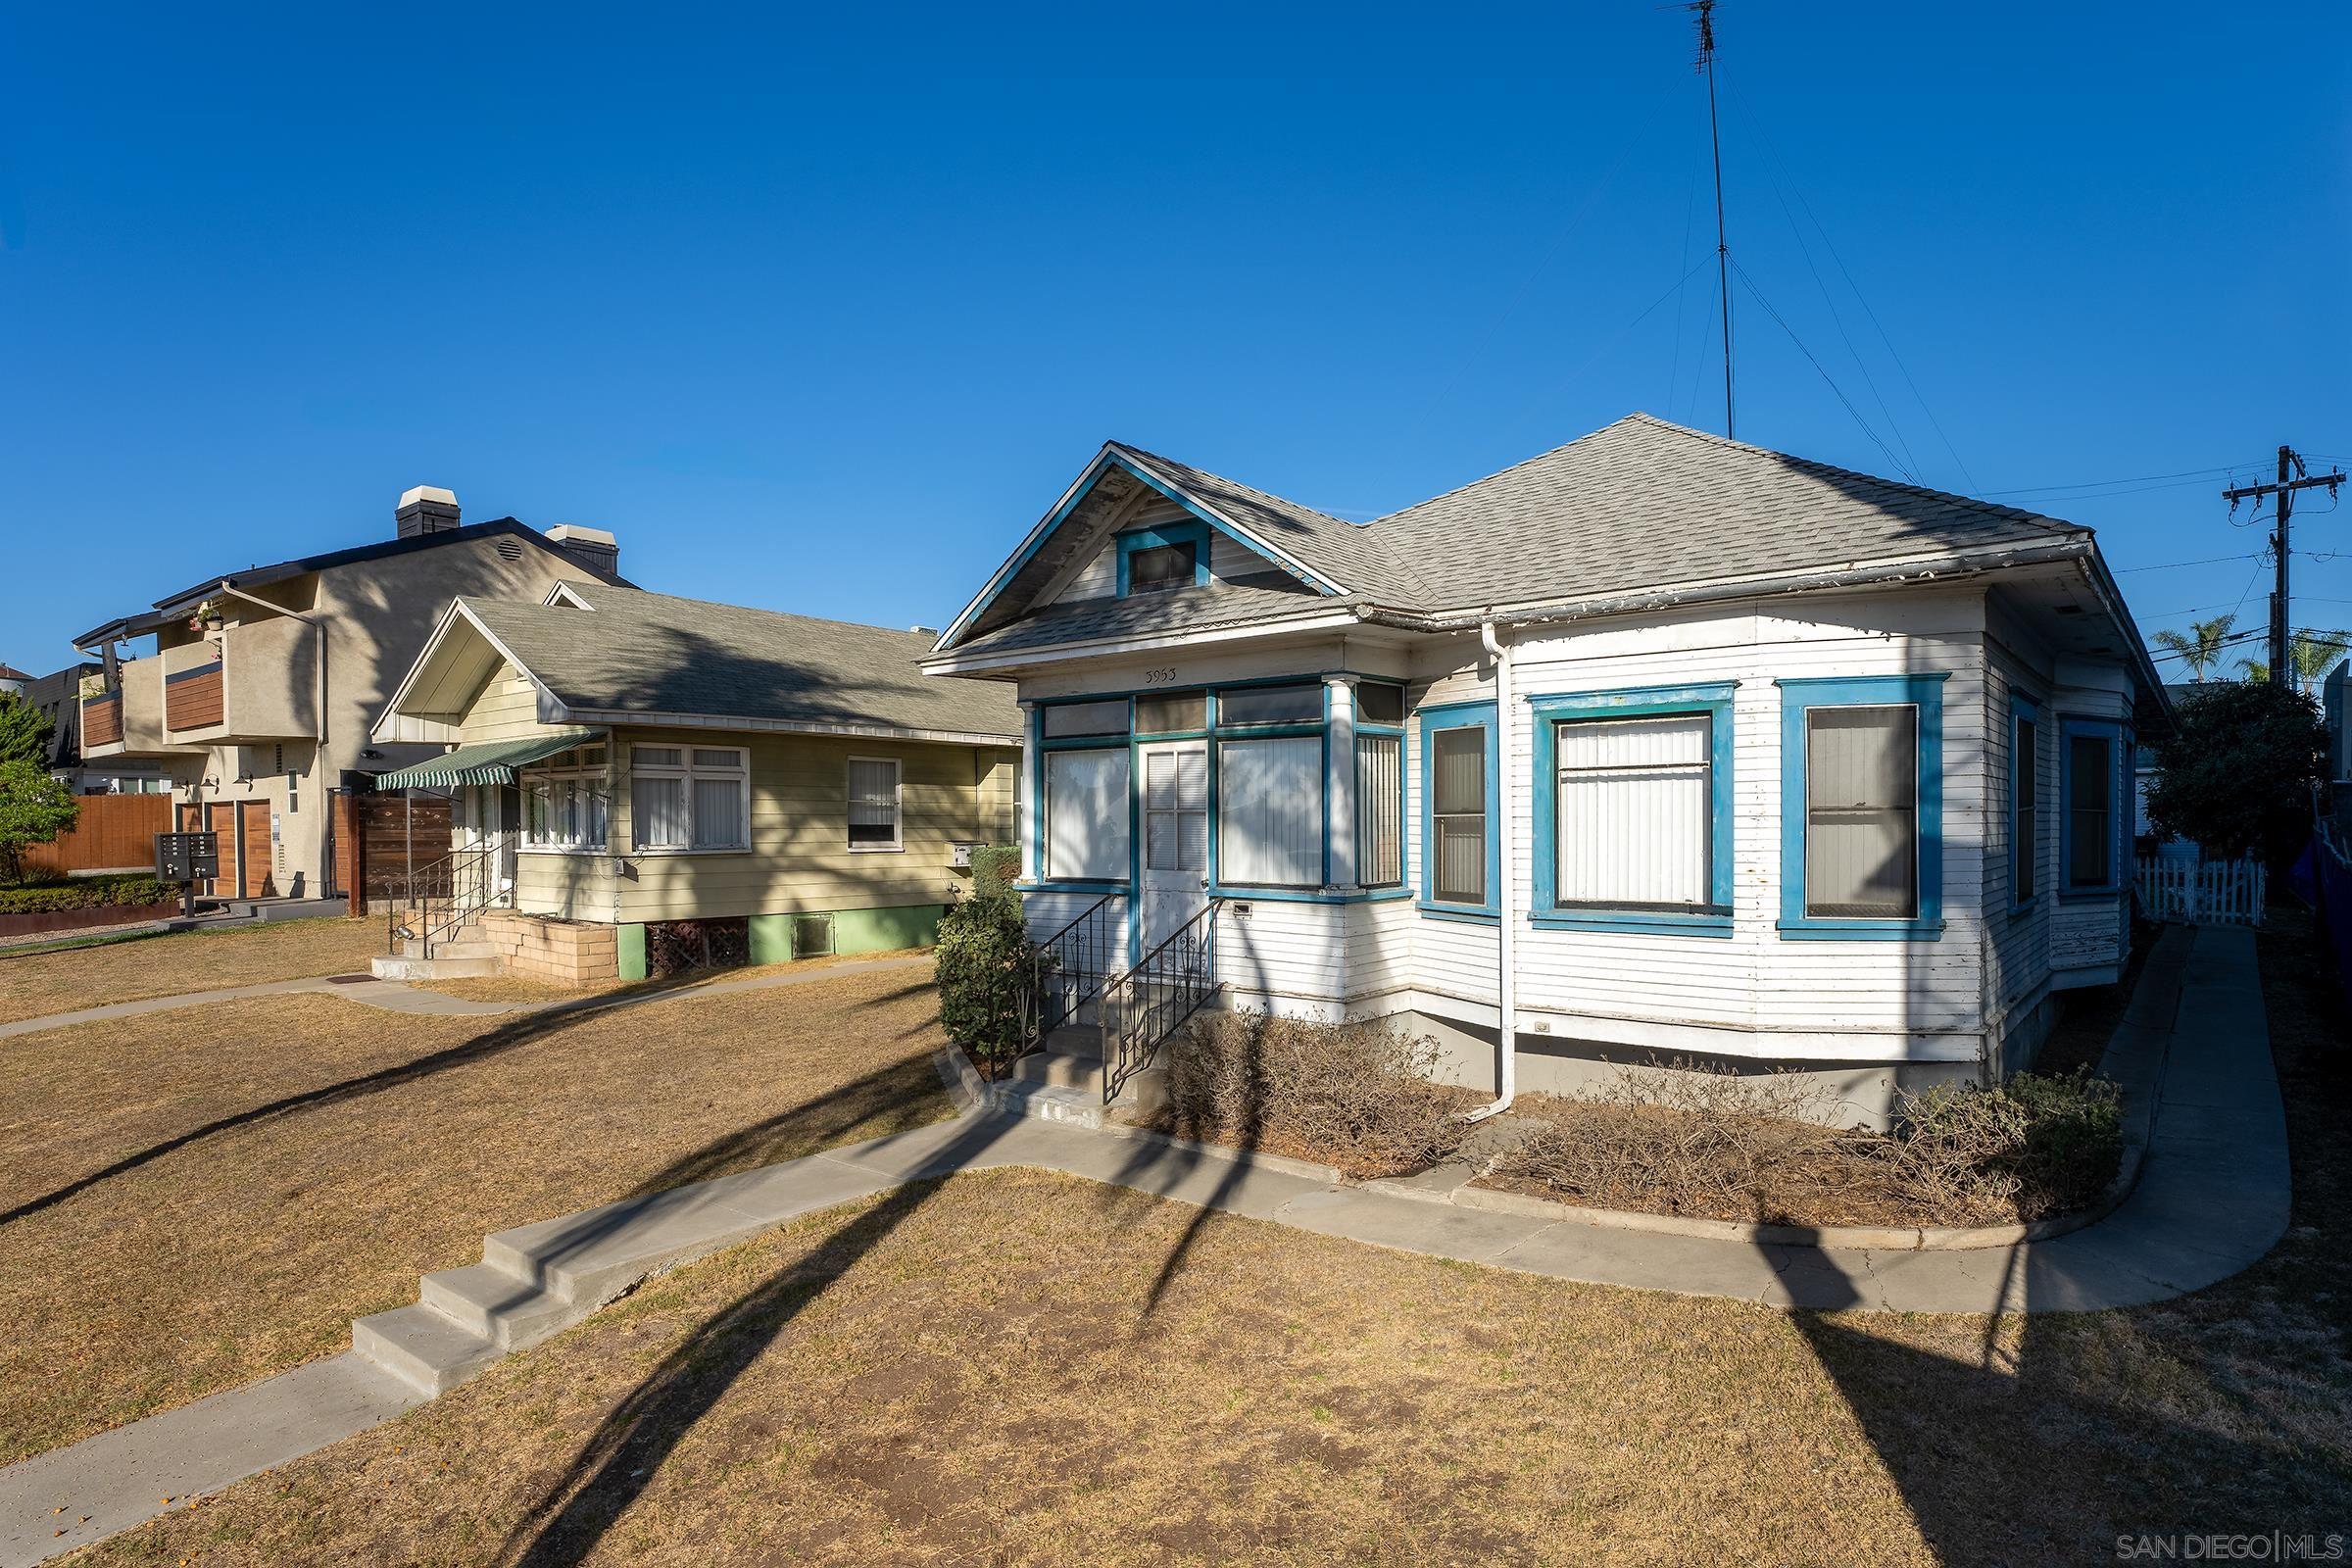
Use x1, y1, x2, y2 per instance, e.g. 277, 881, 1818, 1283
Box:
73, 487, 625, 901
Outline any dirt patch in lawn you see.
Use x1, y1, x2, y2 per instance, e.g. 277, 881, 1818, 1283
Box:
0, 959, 955, 1460
85, 1134, 2352, 1568
0, 917, 385, 1024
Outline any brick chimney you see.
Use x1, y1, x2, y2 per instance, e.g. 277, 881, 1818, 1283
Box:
543, 524, 619, 579
395, 485, 462, 538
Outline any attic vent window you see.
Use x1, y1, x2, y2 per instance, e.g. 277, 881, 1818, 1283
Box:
494, 538, 525, 564
1127, 541, 1195, 594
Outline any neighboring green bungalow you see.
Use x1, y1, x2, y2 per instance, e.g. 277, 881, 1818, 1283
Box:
369, 580, 1022, 982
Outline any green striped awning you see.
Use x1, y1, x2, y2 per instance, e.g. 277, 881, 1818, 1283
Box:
372, 728, 603, 791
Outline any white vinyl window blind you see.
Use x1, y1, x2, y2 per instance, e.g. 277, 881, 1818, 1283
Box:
847, 757, 902, 850
1217, 735, 1321, 887
630, 744, 749, 852
1355, 734, 1402, 888
1430, 726, 1488, 906
1803, 706, 1918, 918
1554, 714, 1711, 907
1045, 749, 1130, 882
1145, 748, 1208, 871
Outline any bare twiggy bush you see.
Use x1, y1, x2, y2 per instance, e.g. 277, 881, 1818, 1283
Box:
1167, 1012, 1471, 1178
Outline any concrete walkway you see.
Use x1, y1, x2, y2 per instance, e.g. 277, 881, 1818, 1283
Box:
0, 927, 2288, 1567
0, 952, 938, 1043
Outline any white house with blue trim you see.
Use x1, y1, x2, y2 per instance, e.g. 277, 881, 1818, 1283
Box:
922, 415, 2165, 1123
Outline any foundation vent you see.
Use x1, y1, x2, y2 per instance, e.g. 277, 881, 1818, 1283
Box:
791, 912, 835, 960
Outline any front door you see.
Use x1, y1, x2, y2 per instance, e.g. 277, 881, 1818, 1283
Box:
1138, 741, 1209, 956
238, 800, 273, 898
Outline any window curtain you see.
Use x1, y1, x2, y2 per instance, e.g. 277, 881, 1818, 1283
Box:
1046, 750, 1130, 881
848, 759, 899, 847
1554, 714, 1709, 906
1804, 706, 1917, 918
1355, 735, 1401, 887
632, 774, 688, 850
1218, 736, 1320, 886
692, 776, 746, 849
1431, 727, 1487, 905
2067, 735, 2112, 887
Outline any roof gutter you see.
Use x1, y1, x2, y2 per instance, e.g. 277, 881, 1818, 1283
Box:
1357, 539, 2099, 637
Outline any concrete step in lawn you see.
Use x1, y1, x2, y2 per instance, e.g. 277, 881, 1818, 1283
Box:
993, 1026, 1169, 1126
367, 932, 497, 982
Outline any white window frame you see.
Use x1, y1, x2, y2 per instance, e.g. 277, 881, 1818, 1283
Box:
629, 742, 751, 854
847, 755, 904, 853
519, 743, 612, 856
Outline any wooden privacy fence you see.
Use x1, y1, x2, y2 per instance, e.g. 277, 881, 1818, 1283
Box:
2134, 855, 2267, 928
17, 793, 172, 878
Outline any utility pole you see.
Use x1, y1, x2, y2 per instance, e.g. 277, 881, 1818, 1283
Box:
2226, 447, 2346, 681
1690, 0, 1733, 439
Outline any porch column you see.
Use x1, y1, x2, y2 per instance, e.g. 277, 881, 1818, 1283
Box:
1016, 700, 1040, 885
1325, 675, 1358, 892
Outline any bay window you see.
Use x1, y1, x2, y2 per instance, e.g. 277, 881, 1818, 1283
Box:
1044, 748, 1130, 883
1217, 735, 1321, 888
630, 744, 750, 852
1777, 674, 1945, 938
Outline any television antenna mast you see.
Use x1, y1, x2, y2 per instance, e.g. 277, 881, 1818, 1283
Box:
1688, 0, 1734, 438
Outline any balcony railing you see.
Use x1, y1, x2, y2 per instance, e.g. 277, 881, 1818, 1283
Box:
81, 692, 122, 749
165, 661, 224, 732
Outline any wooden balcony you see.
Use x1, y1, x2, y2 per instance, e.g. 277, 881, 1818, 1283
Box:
165, 661, 225, 732
81, 691, 123, 749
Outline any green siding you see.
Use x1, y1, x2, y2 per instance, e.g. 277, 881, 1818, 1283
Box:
831, 903, 943, 955
617, 922, 648, 981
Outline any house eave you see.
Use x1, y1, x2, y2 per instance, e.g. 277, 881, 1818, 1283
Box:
920, 608, 1375, 676
551, 707, 1022, 749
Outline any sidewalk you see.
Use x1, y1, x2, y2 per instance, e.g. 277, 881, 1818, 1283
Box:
0, 926, 2289, 1567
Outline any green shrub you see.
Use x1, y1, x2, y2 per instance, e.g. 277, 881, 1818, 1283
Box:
1880, 1068, 2124, 1223
967, 844, 1021, 905
1169, 1012, 1470, 1178
0, 874, 174, 915
934, 891, 1034, 1077
0, 760, 79, 883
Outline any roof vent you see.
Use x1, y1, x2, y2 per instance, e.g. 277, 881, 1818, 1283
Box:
544, 524, 619, 580
907, 624, 939, 637
494, 537, 525, 564
395, 485, 461, 539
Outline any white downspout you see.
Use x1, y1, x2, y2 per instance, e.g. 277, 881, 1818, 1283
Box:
1466, 618, 1516, 1121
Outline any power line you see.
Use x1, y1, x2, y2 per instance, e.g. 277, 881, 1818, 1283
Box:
1982, 465, 2258, 498
2111, 552, 2266, 573
1732, 259, 1915, 479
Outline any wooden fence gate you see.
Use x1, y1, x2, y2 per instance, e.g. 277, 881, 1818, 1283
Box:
2134, 856, 2267, 927
18, 794, 172, 879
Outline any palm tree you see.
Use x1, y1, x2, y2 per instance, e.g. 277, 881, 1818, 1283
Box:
2151, 613, 2236, 682
2290, 629, 2352, 694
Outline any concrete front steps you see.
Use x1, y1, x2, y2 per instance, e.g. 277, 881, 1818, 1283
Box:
368, 924, 500, 982
352, 1156, 897, 1396
987, 1025, 1167, 1130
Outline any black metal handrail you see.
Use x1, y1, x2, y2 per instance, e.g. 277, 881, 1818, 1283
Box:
1014, 892, 1119, 1060
386, 842, 499, 957
1102, 899, 1223, 1103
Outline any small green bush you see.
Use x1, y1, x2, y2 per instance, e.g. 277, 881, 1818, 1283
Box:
1170, 1012, 1470, 1178
967, 844, 1021, 905
0, 874, 175, 914
934, 891, 1034, 1077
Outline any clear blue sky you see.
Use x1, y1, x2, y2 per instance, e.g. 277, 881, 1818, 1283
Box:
4, 3, 2346, 677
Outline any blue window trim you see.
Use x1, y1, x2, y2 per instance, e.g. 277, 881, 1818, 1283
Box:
1776, 673, 1948, 941
2009, 692, 2041, 915
1526, 682, 1736, 938
1418, 700, 1500, 920
1116, 519, 1211, 597
2058, 714, 2130, 901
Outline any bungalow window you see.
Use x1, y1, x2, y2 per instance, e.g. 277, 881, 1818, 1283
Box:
1125, 541, 1196, 594
522, 744, 610, 852
1355, 734, 1403, 888
1778, 674, 1944, 938
1419, 703, 1497, 914
847, 757, 902, 851
2011, 701, 2039, 908
1215, 682, 1322, 726
1528, 685, 1734, 932
1217, 735, 1321, 888
1044, 748, 1130, 882
2062, 719, 2125, 893
630, 744, 749, 852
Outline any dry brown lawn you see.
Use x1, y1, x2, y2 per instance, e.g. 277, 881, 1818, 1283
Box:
0, 960, 954, 1460
73, 915, 2352, 1568
416, 948, 931, 1005
0, 917, 385, 1024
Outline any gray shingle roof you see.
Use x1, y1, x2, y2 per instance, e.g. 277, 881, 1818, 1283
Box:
1109, 443, 1433, 607
1371, 415, 2085, 612
954, 578, 1337, 660
466, 583, 1021, 739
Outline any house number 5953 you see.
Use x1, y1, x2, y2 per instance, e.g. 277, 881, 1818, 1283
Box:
1142, 667, 1178, 685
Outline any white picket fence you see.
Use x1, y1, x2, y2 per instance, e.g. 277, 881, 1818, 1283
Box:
2134, 856, 2267, 927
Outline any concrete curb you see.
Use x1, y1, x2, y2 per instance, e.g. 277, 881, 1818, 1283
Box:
930, 1043, 989, 1113
1095, 1121, 1347, 1186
